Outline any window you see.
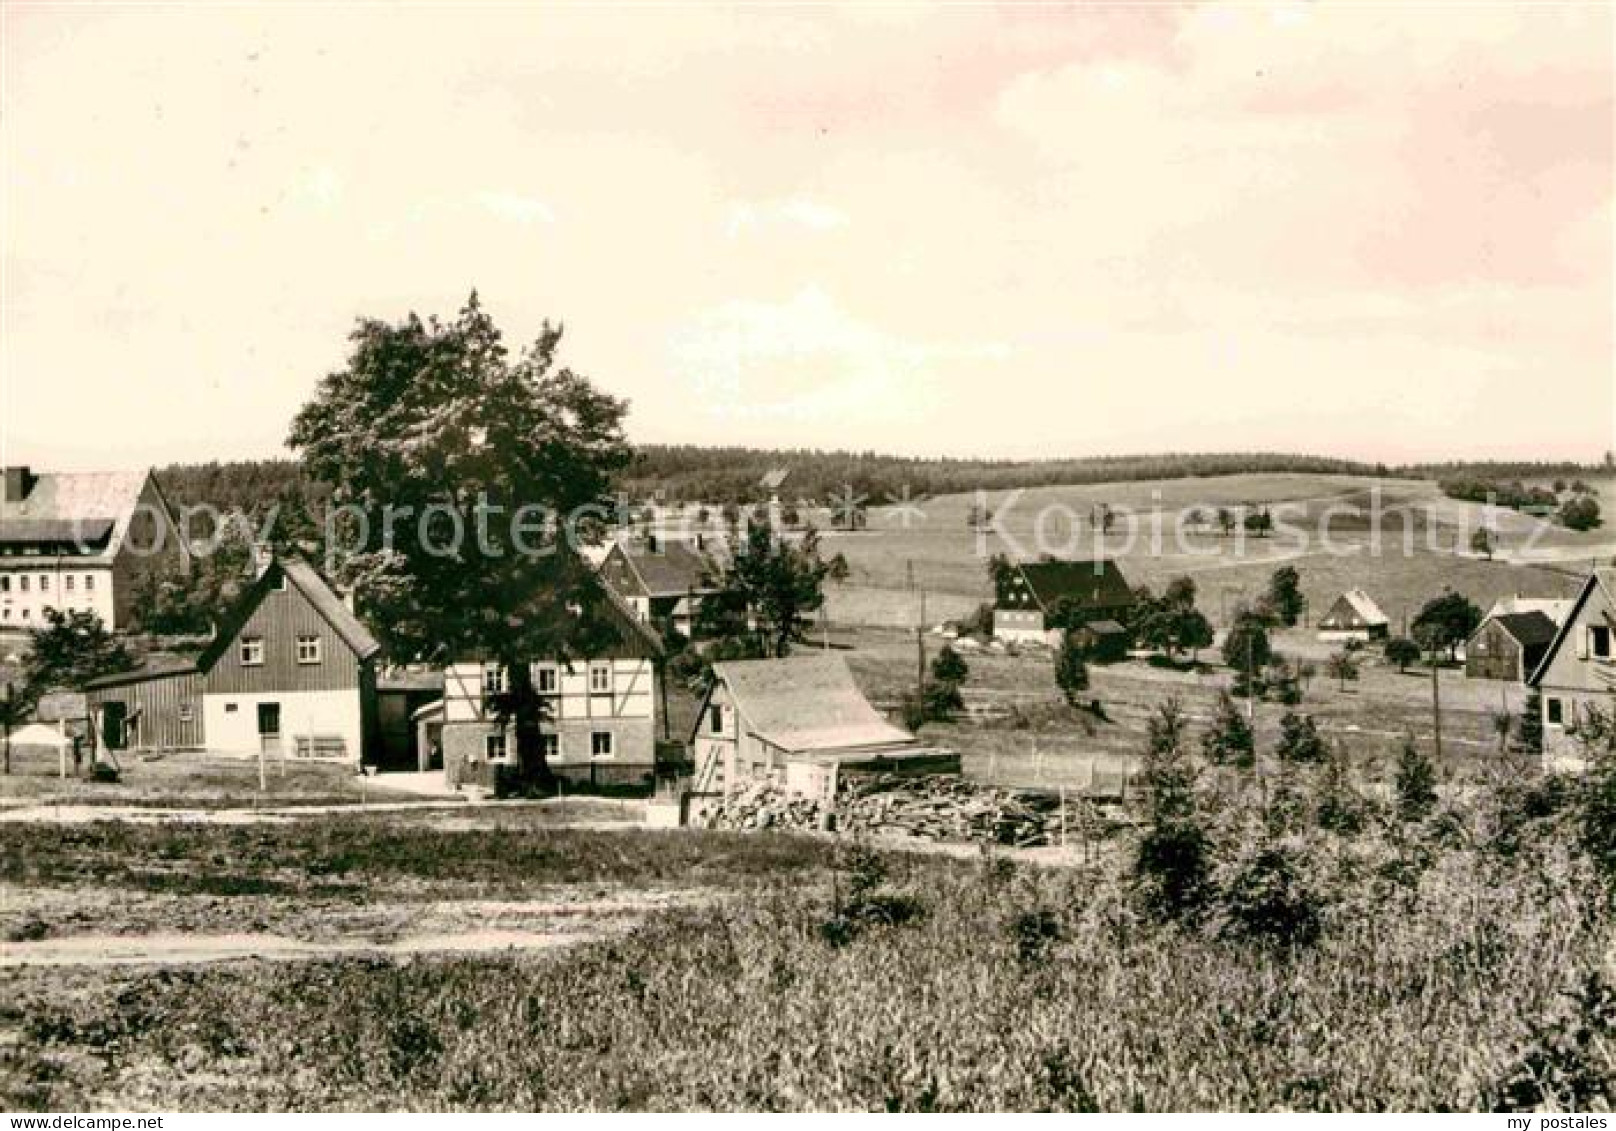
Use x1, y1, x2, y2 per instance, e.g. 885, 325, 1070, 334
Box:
708, 704, 724, 735
18, 576, 27, 592
591, 731, 614, 758
37, 575, 48, 590
20, 609, 29, 620
64, 576, 74, 592
0, 576, 9, 592
296, 635, 322, 665
178, 702, 194, 723
485, 733, 508, 761
482, 664, 506, 700
239, 636, 265, 666
1593, 626, 1612, 660
541, 733, 560, 759
535, 664, 559, 694
269, 572, 287, 592
224, 703, 238, 714
84, 574, 94, 591
1548, 698, 1565, 726
589, 662, 613, 694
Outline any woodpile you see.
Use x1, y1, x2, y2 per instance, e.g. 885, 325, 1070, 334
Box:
704, 774, 1118, 849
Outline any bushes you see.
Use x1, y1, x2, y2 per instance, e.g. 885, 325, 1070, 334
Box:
1275, 712, 1326, 764
1216, 840, 1325, 949
1395, 737, 1438, 822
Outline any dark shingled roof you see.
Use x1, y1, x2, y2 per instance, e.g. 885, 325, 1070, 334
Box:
608, 540, 722, 598
997, 559, 1134, 614
1494, 610, 1562, 648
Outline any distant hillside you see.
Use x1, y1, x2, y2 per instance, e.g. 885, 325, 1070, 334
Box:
621, 447, 1400, 504
158, 450, 1395, 515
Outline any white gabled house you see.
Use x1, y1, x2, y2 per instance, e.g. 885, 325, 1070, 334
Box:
1527, 567, 1616, 769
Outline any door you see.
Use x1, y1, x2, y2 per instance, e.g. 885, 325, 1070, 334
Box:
257, 702, 282, 755
101, 702, 127, 750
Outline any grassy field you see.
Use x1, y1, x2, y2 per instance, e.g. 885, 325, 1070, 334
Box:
822, 472, 1603, 633
3, 785, 1611, 1110
838, 624, 1537, 792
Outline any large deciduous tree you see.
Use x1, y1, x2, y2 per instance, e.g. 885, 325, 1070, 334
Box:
720, 519, 832, 658
286, 293, 633, 790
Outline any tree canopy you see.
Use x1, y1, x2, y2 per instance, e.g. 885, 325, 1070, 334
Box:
286, 293, 634, 786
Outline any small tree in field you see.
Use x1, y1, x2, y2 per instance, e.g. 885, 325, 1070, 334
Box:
1054, 632, 1090, 708
1395, 735, 1438, 821
1202, 691, 1254, 768
931, 645, 968, 687
1325, 649, 1360, 692
1385, 636, 1421, 674
1470, 527, 1495, 560
1265, 565, 1306, 627
1223, 611, 1272, 697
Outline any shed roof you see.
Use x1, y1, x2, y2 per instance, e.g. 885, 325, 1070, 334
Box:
1491, 610, 1561, 648
707, 653, 917, 754
0, 518, 115, 547
83, 656, 198, 690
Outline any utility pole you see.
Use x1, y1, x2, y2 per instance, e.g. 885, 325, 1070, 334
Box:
2, 682, 10, 776
1430, 658, 1444, 763
916, 585, 928, 705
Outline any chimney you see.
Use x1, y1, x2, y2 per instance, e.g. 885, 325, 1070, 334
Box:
4, 467, 33, 503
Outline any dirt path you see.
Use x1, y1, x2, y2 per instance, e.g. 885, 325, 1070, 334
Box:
0, 796, 646, 827
1, 890, 712, 969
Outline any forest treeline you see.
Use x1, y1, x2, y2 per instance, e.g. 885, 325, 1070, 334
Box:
156, 449, 1614, 516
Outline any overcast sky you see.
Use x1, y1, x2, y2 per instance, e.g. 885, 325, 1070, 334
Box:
2, 2, 1611, 472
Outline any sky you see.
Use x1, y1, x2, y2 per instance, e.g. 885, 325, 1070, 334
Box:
1, 2, 1612, 472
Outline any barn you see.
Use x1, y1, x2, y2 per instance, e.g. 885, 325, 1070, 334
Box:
993, 558, 1135, 645
1466, 610, 1562, 683
84, 557, 382, 763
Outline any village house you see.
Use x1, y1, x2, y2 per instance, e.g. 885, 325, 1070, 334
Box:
0, 466, 189, 631
688, 653, 957, 804
1528, 568, 1616, 769
83, 558, 382, 761
992, 558, 1135, 645
438, 586, 666, 790
1316, 589, 1391, 641
597, 536, 724, 639
1465, 596, 1574, 683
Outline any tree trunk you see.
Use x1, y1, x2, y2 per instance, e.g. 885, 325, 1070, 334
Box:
506, 659, 556, 794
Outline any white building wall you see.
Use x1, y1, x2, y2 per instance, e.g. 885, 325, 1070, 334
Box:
0, 564, 116, 629
203, 688, 364, 761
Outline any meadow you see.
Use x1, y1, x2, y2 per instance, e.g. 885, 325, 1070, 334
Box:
4, 761, 1612, 1111
821, 472, 1610, 631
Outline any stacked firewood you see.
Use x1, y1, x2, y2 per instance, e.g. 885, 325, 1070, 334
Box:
704, 774, 1113, 848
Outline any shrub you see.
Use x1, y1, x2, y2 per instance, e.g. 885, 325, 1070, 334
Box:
1275, 712, 1325, 764
1395, 737, 1438, 822
1054, 633, 1090, 708
1202, 692, 1254, 768
1218, 840, 1325, 949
